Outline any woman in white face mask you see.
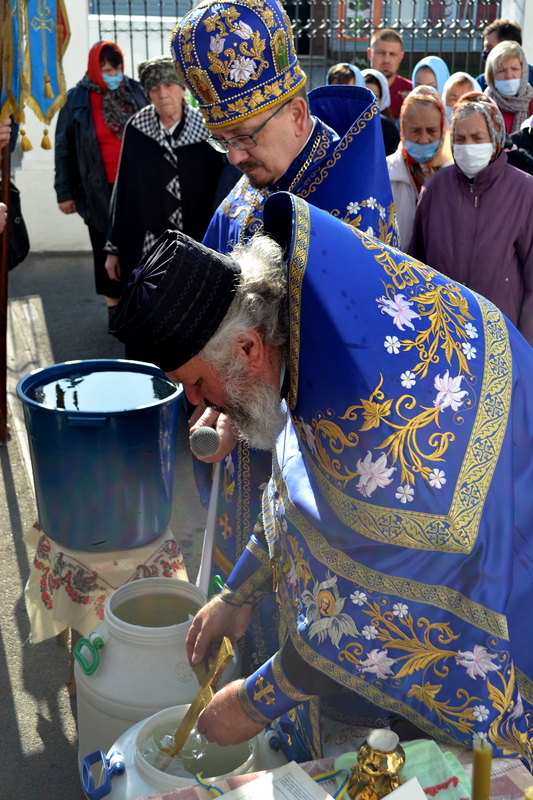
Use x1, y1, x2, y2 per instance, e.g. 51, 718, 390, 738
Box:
386, 85, 453, 249
408, 92, 533, 346
485, 40, 533, 134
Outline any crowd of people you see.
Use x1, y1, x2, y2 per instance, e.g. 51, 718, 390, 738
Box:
42, 6, 533, 770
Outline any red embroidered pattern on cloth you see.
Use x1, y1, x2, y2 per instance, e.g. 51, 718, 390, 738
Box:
33, 522, 187, 620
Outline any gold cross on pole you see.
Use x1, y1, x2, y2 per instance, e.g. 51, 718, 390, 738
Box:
157, 637, 235, 769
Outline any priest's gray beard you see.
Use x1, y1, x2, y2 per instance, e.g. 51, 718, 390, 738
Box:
209, 358, 286, 451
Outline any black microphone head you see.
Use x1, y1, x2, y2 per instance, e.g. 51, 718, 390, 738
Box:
190, 426, 221, 457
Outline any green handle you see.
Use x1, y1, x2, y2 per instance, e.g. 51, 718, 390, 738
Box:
72, 633, 105, 675
209, 574, 225, 597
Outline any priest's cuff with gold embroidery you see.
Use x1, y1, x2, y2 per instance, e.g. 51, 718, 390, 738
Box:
238, 651, 314, 725
219, 535, 273, 607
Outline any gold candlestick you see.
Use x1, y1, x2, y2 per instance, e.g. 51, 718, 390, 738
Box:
348, 729, 405, 800
471, 738, 492, 800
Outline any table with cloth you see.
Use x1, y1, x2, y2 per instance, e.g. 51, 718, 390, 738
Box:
133, 742, 533, 800
25, 524, 188, 643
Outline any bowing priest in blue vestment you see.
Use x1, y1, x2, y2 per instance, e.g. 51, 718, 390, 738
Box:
110, 191, 533, 766
169, 0, 398, 703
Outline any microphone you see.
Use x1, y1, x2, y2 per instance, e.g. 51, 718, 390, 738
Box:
190, 426, 221, 458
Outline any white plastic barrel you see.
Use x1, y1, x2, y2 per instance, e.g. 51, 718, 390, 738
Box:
74, 578, 241, 766
81, 705, 287, 800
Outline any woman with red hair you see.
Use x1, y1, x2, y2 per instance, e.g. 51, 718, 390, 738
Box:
54, 41, 147, 316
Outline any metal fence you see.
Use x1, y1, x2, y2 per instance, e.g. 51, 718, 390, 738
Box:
89, 0, 501, 88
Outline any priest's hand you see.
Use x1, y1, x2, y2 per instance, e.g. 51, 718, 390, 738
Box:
186, 596, 252, 667
197, 680, 265, 745
189, 402, 239, 463
105, 254, 121, 281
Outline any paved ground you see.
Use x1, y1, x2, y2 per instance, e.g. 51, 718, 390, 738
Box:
2, 251, 206, 799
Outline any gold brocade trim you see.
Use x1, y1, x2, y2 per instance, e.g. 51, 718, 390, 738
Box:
219, 561, 272, 605
213, 545, 234, 576
516, 667, 533, 707
273, 459, 509, 640
247, 537, 271, 564
296, 290, 512, 554
287, 196, 311, 409
272, 651, 313, 702
278, 580, 461, 746
308, 694, 322, 759
297, 104, 379, 200
238, 682, 271, 725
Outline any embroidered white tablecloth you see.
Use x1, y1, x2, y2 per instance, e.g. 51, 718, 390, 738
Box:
25, 523, 188, 643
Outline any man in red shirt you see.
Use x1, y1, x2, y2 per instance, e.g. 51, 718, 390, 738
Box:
367, 29, 412, 121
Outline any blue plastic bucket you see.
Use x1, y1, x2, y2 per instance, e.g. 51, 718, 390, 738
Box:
16, 359, 183, 551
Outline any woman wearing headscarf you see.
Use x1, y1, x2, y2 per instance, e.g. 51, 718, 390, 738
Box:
326, 62, 366, 86
361, 68, 399, 155
411, 55, 450, 97
484, 40, 533, 134
54, 41, 147, 316
386, 85, 452, 249
442, 71, 482, 127
409, 93, 533, 345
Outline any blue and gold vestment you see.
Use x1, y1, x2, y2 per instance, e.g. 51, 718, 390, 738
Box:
225, 191, 533, 765
201, 85, 398, 677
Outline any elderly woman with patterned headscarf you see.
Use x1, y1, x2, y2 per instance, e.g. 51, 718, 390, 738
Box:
409, 92, 533, 345
386, 85, 453, 249
485, 40, 533, 134
104, 56, 234, 360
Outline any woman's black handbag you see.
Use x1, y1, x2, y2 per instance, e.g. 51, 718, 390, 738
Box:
4, 181, 29, 270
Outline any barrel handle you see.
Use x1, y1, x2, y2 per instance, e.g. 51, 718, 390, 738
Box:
72, 632, 105, 675
81, 750, 125, 800
68, 416, 107, 426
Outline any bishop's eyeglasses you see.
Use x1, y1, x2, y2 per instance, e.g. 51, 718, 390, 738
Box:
206, 99, 291, 153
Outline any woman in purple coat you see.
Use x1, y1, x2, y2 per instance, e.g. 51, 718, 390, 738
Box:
409, 92, 533, 346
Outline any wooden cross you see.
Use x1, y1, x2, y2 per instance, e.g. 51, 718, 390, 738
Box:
157, 636, 235, 769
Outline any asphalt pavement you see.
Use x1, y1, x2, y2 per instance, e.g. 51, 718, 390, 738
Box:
1, 250, 206, 799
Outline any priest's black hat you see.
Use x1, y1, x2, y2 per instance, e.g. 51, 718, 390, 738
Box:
108, 230, 241, 372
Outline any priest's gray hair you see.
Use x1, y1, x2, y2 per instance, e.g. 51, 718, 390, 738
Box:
200, 233, 288, 369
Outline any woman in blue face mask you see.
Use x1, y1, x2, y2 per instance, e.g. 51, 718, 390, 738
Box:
54, 41, 147, 317
485, 40, 533, 134
386, 85, 453, 250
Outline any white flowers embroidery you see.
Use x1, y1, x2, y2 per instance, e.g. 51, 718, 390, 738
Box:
377, 294, 421, 331
473, 732, 488, 742
379, 206, 386, 220
434, 371, 468, 412
233, 20, 253, 38
359, 649, 397, 680
346, 201, 360, 215
365, 226, 375, 236
400, 370, 416, 388
299, 416, 317, 454
350, 590, 367, 606
366, 196, 377, 209
472, 704, 489, 721
455, 645, 501, 679
229, 56, 256, 82
465, 322, 478, 339
209, 35, 225, 53
395, 484, 414, 504
362, 625, 379, 639
462, 342, 477, 360
392, 603, 409, 618
301, 573, 360, 648
428, 469, 446, 488
384, 335, 400, 354
356, 451, 396, 497
224, 453, 234, 476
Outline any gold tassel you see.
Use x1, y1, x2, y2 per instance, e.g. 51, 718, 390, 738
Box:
44, 75, 54, 99
20, 128, 33, 152
41, 128, 52, 150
